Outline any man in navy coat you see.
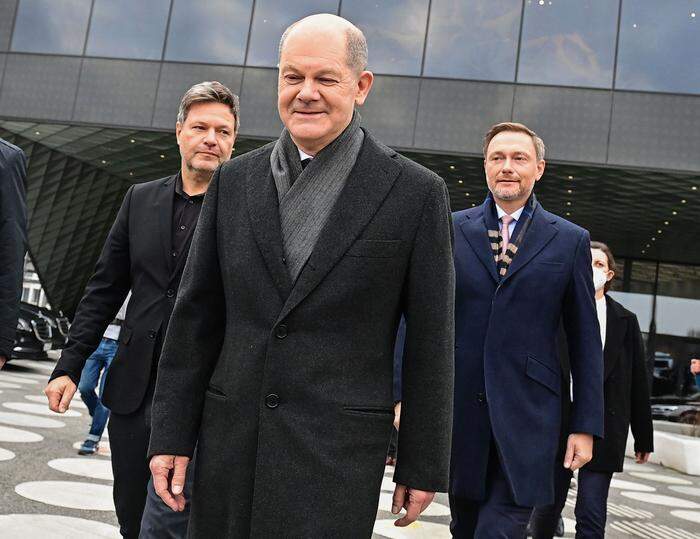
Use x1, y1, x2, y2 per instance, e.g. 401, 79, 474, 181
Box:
449, 122, 604, 537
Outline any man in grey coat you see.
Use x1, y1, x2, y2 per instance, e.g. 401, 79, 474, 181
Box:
148, 14, 455, 538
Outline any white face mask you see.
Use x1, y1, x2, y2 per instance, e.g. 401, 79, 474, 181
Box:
592, 267, 608, 291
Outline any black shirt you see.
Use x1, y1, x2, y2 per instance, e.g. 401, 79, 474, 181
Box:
171, 174, 205, 270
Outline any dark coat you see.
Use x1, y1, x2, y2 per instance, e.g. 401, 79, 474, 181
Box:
0, 138, 27, 359
586, 295, 654, 472
51, 175, 193, 414
451, 201, 604, 508
148, 131, 455, 538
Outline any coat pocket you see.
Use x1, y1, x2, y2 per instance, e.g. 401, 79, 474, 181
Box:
341, 405, 394, 418
347, 239, 402, 258
205, 385, 227, 400
525, 355, 560, 395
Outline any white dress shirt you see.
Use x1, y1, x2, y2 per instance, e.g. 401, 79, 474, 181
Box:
596, 295, 607, 348
495, 203, 525, 239
298, 148, 314, 162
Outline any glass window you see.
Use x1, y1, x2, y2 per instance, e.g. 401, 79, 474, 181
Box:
518, 0, 619, 88
423, 0, 521, 82
11, 0, 91, 55
341, 0, 430, 76
165, 0, 253, 65
86, 0, 171, 60
247, 0, 339, 67
616, 0, 700, 94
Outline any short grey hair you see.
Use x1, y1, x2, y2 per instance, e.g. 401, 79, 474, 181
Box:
177, 81, 240, 133
278, 21, 368, 74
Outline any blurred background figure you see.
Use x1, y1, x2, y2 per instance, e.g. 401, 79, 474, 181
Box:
77, 294, 130, 455
0, 138, 27, 371
529, 241, 654, 538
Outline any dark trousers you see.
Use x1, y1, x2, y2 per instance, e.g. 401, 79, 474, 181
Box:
108, 375, 192, 538
449, 445, 532, 538
529, 467, 612, 539
529, 464, 573, 538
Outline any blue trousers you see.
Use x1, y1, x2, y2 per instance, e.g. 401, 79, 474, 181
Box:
78, 337, 117, 440
529, 466, 612, 539
450, 444, 532, 538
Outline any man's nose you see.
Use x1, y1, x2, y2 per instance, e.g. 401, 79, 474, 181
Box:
203, 128, 217, 145
297, 79, 319, 101
501, 158, 514, 172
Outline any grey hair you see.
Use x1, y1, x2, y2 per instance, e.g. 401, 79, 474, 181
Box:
176, 81, 240, 133
278, 21, 368, 74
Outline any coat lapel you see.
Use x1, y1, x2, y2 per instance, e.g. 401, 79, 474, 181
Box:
501, 205, 558, 283
603, 296, 627, 380
246, 150, 293, 300
276, 134, 401, 323
457, 207, 499, 283
156, 175, 176, 272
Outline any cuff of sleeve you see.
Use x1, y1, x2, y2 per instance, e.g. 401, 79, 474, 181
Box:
50, 369, 80, 386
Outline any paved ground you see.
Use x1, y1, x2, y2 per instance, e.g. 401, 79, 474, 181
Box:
0, 357, 699, 538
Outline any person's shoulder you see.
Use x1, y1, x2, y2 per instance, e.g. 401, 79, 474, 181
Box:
0, 138, 26, 165
452, 205, 481, 223
131, 174, 176, 194
220, 141, 276, 175
606, 295, 637, 320
0, 138, 23, 157
539, 205, 587, 237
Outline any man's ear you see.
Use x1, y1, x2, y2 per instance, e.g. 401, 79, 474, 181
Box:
354, 71, 374, 106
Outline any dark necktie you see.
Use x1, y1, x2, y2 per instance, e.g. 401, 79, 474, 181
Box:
301, 158, 311, 170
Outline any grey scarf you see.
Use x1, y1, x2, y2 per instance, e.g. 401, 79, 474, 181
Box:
270, 112, 364, 281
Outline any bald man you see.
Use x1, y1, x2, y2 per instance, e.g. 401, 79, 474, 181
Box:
148, 14, 455, 537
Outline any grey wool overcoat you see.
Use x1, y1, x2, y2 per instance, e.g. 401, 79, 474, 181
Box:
148, 129, 455, 538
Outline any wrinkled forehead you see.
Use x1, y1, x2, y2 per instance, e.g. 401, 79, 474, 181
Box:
280, 26, 348, 64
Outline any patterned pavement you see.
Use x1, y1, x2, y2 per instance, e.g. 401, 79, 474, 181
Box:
0, 358, 699, 538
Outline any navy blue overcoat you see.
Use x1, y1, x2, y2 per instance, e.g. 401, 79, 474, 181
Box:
451, 200, 604, 507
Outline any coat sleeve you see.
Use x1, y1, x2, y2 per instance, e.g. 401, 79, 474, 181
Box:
0, 145, 27, 359
50, 185, 134, 384
148, 167, 226, 458
562, 229, 604, 438
393, 179, 455, 493
629, 315, 654, 453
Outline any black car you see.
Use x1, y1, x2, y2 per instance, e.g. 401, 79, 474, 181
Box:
11, 304, 53, 360
20, 301, 70, 349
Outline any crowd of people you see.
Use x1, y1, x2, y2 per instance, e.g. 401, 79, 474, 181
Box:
0, 13, 665, 539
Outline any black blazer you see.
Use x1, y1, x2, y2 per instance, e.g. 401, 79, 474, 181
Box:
558, 296, 654, 471
51, 175, 193, 414
148, 131, 455, 537
586, 295, 654, 472
0, 138, 27, 359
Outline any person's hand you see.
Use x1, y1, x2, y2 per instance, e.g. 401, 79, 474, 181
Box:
0, 355, 7, 370
150, 455, 190, 512
563, 433, 593, 471
635, 452, 651, 464
44, 375, 77, 413
391, 484, 435, 527
393, 401, 401, 430
690, 359, 700, 376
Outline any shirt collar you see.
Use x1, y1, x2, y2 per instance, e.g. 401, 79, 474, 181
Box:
495, 203, 525, 222
298, 148, 314, 162
175, 173, 205, 200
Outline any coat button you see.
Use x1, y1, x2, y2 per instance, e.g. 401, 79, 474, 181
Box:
148, 330, 157, 339
476, 392, 486, 404
265, 394, 280, 409
275, 324, 288, 339
166, 289, 175, 298
609, 409, 616, 416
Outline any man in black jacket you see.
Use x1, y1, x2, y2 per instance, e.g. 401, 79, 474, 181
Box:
0, 138, 27, 370
44, 81, 239, 538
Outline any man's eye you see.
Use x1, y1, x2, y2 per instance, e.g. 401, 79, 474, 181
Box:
319, 78, 336, 84
193, 126, 205, 130
285, 75, 302, 82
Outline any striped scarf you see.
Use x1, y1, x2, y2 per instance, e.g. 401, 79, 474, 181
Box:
484, 193, 538, 278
